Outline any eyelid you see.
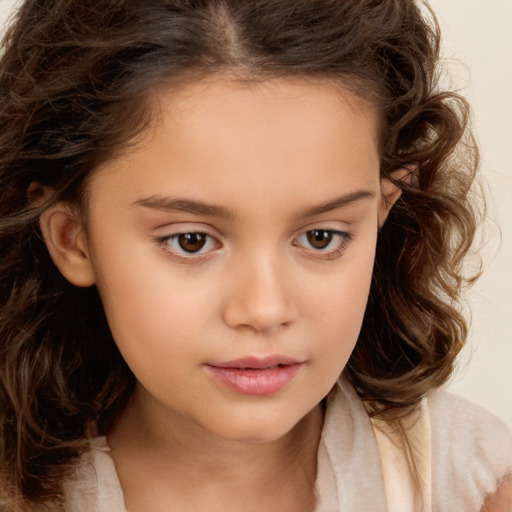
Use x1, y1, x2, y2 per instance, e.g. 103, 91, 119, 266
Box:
152, 221, 221, 236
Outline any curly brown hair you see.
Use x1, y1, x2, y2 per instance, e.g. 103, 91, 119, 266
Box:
0, 0, 479, 509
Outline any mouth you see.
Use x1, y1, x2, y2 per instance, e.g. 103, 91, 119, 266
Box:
205, 355, 304, 396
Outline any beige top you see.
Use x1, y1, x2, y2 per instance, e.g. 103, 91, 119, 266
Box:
64, 378, 512, 511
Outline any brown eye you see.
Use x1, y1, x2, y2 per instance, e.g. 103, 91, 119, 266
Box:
157, 231, 218, 258
306, 230, 333, 249
177, 233, 208, 253
294, 229, 351, 258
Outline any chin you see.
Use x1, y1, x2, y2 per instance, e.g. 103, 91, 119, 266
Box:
202, 406, 313, 445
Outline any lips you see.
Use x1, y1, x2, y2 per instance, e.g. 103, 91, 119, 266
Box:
206, 356, 303, 395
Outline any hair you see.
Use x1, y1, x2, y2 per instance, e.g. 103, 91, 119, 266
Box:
0, 0, 480, 509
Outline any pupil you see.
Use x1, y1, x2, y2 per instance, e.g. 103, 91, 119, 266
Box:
178, 233, 206, 252
307, 230, 332, 249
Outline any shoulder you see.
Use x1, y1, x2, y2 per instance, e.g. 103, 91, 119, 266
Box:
428, 390, 512, 468
428, 390, 512, 511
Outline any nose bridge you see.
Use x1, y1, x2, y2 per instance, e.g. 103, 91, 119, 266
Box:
222, 246, 296, 332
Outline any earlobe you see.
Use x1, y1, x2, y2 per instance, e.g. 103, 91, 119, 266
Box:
378, 166, 416, 227
39, 205, 96, 287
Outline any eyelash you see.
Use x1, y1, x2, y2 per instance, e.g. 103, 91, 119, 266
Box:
154, 229, 352, 261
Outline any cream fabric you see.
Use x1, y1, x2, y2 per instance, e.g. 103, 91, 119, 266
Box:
370, 399, 432, 512
428, 391, 512, 511
63, 437, 125, 512
64, 377, 512, 511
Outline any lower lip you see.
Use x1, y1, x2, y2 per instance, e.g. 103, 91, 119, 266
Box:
206, 364, 302, 396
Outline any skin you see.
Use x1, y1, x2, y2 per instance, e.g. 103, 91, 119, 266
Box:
482, 477, 512, 512
41, 77, 403, 512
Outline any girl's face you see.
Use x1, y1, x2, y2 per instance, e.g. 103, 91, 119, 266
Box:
76, 78, 396, 442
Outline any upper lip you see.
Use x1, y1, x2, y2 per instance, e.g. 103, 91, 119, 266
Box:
207, 355, 303, 369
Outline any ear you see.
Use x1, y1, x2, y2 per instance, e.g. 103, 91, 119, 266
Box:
378, 166, 415, 227
39, 203, 96, 287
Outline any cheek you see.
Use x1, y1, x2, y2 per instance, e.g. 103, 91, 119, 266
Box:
303, 239, 376, 362
96, 270, 212, 352
89, 243, 216, 373
306, 242, 375, 318
95, 276, 214, 401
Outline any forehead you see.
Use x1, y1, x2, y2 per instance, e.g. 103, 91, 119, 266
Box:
154, 76, 380, 152
89, 77, 381, 213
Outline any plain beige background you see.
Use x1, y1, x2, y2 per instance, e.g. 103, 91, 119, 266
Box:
0, 0, 511, 426
427, 0, 512, 427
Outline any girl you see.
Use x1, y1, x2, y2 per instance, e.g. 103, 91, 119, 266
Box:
0, 0, 511, 511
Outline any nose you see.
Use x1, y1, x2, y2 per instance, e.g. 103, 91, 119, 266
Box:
222, 253, 298, 333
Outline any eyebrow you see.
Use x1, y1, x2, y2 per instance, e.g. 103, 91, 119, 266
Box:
298, 190, 376, 217
133, 196, 237, 220
133, 189, 375, 220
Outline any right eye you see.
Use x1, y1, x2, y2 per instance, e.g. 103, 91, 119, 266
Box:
293, 229, 351, 256
157, 232, 219, 257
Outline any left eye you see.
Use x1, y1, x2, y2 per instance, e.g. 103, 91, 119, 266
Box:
295, 230, 349, 252
160, 232, 217, 256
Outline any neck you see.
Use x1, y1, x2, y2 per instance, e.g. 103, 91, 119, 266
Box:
107, 388, 324, 512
